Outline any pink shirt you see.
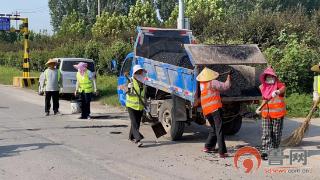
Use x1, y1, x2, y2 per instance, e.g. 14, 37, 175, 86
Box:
210, 79, 231, 91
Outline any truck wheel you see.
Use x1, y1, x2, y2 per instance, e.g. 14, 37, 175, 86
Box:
222, 103, 242, 135
159, 100, 185, 141
222, 115, 242, 135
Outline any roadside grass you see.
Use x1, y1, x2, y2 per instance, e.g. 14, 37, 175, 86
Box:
0, 66, 40, 91
96, 75, 120, 106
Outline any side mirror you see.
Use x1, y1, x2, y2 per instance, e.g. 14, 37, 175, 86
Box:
111, 59, 118, 72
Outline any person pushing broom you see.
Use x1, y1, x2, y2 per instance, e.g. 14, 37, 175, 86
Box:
281, 63, 320, 147
256, 67, 286, 160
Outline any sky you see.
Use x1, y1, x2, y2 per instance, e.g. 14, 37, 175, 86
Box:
0, 0, 52, 34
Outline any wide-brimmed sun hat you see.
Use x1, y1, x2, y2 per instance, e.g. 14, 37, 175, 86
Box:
73, 62, 88, 69
311, 63, 320, 73
45, 59, 57, 66
196, 67, 219, 82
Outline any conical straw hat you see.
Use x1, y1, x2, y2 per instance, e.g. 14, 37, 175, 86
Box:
45, 59, 57, 66
196, 67, 219, 82
311, 64, 320, 73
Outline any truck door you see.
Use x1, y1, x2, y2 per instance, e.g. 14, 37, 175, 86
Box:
117, 53, 134, 106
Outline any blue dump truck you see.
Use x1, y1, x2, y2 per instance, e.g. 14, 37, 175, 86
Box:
117, 27, 268, 140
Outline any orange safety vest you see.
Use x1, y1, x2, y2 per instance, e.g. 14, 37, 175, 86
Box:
261, 96, 286, 119
200, 81, 222, 116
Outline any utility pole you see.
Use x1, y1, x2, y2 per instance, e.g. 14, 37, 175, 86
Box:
97, 0, 101, 16
177, 0, 184, 29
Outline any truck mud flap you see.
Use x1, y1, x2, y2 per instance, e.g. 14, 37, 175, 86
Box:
172, 95, 187, 122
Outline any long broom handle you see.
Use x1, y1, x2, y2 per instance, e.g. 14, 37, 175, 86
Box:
305, 97, 320, 122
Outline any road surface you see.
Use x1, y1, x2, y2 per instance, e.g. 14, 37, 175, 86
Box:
0, 85, 319, 180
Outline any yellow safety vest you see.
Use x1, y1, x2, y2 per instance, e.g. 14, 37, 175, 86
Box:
313, 75, 320, 94
126, 78, 145, 111
77, 70, 93, 93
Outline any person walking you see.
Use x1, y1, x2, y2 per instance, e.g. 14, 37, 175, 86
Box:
43, 59, 62, 116
197, 67, 231, 158
256, 67, 286, 160
74, 62, 97, 119
126, 65, 146, 147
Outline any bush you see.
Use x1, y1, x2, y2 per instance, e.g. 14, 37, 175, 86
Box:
264, 33, 319, 94
98, 40, 132, 74
85, 40, 102, 61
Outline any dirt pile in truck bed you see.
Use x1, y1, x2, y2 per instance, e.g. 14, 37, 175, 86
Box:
150, 52, 193, 69
207, 65, 263, 97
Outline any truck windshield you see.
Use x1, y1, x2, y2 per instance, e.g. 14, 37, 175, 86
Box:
61, 61, 95, 72
136, 31, 193, 69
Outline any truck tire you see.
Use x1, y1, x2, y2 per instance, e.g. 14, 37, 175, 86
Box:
159, 100, 185, 141
222, 115, 242, 135
222, 103, 242, 135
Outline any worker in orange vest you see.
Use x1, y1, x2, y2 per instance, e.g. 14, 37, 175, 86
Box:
256, 67, 286, 160
197, 67, 231, 158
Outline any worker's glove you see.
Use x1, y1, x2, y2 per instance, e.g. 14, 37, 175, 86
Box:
271, 90, 280, 98
128, 82, 133, 89
255, 108, 262, 115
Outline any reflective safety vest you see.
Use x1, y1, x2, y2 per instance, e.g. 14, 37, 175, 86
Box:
200, 81, 222, 116
45, 69, 61, 83
261, 96, 286, 119
126, 78, 145, 111
77, 70, 93, 93
313, 75, 320, 94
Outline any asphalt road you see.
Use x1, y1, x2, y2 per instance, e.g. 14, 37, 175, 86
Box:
0, 85, 319, 180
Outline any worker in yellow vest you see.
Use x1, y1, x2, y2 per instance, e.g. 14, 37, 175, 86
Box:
74, 62, 97, 119
311, 63, 320, 104
196, 67, 231, 158
126, 65, 146, 147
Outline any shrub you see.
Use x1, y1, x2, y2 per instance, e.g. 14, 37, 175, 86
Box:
264, 33, 319, 94
98, 40, 132, 74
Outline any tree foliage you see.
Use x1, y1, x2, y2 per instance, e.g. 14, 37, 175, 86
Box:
57, 10, 86, 38
92, 12, 128, 40
127, 0, 159, 29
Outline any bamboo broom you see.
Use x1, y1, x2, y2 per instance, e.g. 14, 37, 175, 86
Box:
281, 97, 320, 147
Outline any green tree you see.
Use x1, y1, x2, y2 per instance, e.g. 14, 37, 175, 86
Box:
156, 0, 177, 22
92, 12, 129, 40
127, 0, 159, 29
57, 10, 86, 38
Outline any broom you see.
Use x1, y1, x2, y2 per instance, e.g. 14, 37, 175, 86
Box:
281, 97, 320, 147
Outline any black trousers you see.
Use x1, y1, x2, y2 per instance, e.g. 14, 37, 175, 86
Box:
205, 109, 227, 154
45, 91, 59, 113
127, 107, 144, 142
80, 92, 92, 118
